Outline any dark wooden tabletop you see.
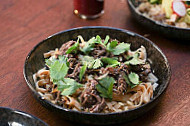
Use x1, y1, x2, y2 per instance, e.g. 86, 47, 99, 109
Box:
0, 0, 190, 126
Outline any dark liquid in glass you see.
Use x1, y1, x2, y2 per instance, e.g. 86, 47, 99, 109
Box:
74, 0, 104, 19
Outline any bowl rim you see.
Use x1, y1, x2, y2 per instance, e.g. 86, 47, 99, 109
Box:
0, 107, 48, 126
23, 26, 171, 116
127, 0, 190, 31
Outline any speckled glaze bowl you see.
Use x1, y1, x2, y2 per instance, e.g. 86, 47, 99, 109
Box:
23, 26, 171, 125
0, 107, 48, 126
127, 0, 190, 41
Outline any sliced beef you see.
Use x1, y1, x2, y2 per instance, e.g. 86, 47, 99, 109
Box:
67, 62, 81, 79
79, 79, 106, 112
90, 98, 106, 113
59, 41, 75, 55
90, 44, 106, 58
130, 64, 151, 81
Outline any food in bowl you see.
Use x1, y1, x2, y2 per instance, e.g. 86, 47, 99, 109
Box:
33, 35, 159, 113
137, 0, 190, 28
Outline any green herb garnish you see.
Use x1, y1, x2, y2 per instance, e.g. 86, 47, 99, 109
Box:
79, 65, 87, 81
57, 78, 83, 96
94, 35, 104, 45
80, 37, 95, 54
66, 38, 79, 54
101, 57, 120, 67
45, 57, 57, 67
94, 35, 110, 47
106, 40, 118, 51
123, 72, 140, 88
148, 0, 161, 4
96, 76, 115, 100
79, 55, 102, 69
128, 72, 139, 85
93, 59, 103, 69
104, 35, 110, 45
46, 55, 82, 96
45, 55, 69, 82
112, 42, 130, 55
106, 41, 130, 55
50, 61, 68, 82
124, 53, 144, 65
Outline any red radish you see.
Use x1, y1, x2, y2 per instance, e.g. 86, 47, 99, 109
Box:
172, 1, 186, 17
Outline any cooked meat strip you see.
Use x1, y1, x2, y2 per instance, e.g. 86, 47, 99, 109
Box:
91, 44, 106, 58
89, 79, 98, 90
90, 98, 106, 113
67, 62, 81, 78
80, 80, 104, 110
67, 58, 77, 69
87, 69, 100, 75
100, 64, 129, 77
100, 67, 117, 75
139, 68, 151, 81
131, 64, 151, 81
55, 91, 61, 103
118, 64, 129, 74
80, 79, 107, 113
81, 92, 97, 108
93, 50, 106, 58
87, 92, 101, 103
59, 41, 75, 55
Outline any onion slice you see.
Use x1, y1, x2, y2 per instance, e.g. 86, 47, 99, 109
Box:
172, 1, 186, 16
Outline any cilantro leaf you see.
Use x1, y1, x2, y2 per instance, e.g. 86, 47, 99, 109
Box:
47, 55, 82, 96
99, 76, 115, 89
79, 65, 87, 81
45, 57, 57, 67
128, 72, 139, 84
124, 53, 144, 65
101, 57, 120, 67
112, 42, 130, 55
58, 55, 69, 67
96, 76, 115, 100
50, 60, 69, 82
79, 55, 102, 69
57, 78, 83, 96
45, 55, 69, 67
96, 84, 108, 98
93, 59, 103, 69
47, 55, 69, 82
80, 37, 95, 54
106, 40, 118, 51
104, 35, 110, 45
123, 72, 140, 88
66, 39, 79, 54
79, 55, 95, 69
94, 35, 109, 48
95, 35, 102, 44
106, 41, 130, 55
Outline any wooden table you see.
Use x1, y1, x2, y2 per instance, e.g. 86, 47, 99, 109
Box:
0, 0, 190, 126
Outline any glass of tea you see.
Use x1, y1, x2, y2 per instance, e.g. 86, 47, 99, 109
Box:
73, 0, 104, 19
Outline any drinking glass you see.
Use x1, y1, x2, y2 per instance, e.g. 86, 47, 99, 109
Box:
73, 0, 104, 19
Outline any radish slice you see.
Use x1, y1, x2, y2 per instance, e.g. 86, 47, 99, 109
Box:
172, 1, 186, 16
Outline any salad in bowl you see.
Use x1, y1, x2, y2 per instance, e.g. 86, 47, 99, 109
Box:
138, 0, 190, 28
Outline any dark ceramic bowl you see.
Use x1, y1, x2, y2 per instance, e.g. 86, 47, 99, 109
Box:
0, 107, 48, 126
23, 26, 171, 125
127, 0, 190, 41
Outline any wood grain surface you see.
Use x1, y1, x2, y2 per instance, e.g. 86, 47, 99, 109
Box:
0, 0, 190, 126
